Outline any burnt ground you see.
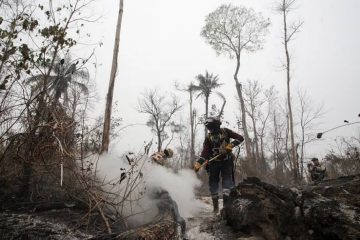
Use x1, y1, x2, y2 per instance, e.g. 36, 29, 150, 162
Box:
185, 197, 238, 240
1, 175, 360, 239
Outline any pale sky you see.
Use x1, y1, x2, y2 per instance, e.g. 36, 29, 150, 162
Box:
77, 0, 360, 159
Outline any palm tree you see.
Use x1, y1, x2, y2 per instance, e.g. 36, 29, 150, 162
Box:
27, 55, 89, 105
21, 56, 89, 201
193, 70, 222, 138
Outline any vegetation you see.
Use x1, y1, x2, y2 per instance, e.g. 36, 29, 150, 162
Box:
201, 4, 270, 159
0, 0, 358, 237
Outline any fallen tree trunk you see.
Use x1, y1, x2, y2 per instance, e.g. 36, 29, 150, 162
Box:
95, 189, 183, 240
224, 175, 360, 240
0, 190, 182, 240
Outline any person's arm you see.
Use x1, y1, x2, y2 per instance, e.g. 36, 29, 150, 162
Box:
316, 164, 326, 172
225, 128, 244, 146
194, 137, 211, 172
198, 137, 211, 164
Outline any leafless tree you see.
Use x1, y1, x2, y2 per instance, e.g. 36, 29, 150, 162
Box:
138, 89, 182, 152
258, 86, 277, 173
201, 4, 270, 159
297, 89, 324, 178
243, 80, 276, 174
276, 0, 303, 182
101, 0, 124, 153
175, 82, 198, 165
265, 98, 293, 184
243, 80, 262, 167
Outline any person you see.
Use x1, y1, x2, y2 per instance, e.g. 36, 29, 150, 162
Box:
307, 157, 326, 182
149, 148, 186, 238
150, 148, 174, 166
193, 117, 244, 213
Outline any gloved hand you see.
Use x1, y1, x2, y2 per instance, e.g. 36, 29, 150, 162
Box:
193, 162, 202, 172
231, 139, 241, 146
225, 143, 234, 153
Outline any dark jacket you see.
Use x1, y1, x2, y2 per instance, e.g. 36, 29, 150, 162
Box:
197, 128, 244, 164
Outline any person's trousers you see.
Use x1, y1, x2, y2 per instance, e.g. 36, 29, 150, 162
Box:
208, 156, 234, 198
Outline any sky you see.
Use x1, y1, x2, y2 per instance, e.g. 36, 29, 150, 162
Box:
76, 0, 360, 160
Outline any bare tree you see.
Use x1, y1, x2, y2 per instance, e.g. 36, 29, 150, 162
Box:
258, 86, 277, 173
243, 80, 263, 166
297, 89, 324, 178
138, 89, 182, 152
277, 0, 303, 182
243, 80, 276, 174
101, 0, 124, 153
176, 82, 198, 165
175, 82, 198, 165
201, 4, 270, 158
268, 104, 292, 184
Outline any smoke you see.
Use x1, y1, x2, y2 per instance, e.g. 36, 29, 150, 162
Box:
92, 145, 203, 225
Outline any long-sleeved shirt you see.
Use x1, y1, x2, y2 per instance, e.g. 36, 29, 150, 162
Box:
197, 128, 244, 164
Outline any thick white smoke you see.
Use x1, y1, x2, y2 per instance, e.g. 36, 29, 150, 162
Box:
92, 146, 203, 225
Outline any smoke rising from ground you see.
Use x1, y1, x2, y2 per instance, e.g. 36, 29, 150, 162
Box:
92, 145, 203, 225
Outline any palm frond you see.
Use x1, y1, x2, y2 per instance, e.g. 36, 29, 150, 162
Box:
194, 70, 222, 99
73, 81, 89, 95
72, 69, 90, 80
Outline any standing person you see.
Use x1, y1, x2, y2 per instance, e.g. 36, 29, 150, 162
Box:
193, 117, 244, 213
307, 157, 326, 182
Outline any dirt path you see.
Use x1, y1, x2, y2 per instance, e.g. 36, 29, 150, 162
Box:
185, 197, 238, 240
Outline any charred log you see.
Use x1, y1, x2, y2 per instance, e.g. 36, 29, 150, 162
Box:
224, 175, 360, 240
0, 189, 182, 240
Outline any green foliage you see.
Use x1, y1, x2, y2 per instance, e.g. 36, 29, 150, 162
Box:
0, 1, 79, 91
201, 4, 270, 58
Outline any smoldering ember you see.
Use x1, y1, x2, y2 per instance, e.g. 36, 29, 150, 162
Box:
1, 0, 359, 240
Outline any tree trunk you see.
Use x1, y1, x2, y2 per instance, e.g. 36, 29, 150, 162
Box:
282, 0, 299, 182
101, 0, 124, 154
300, 124, 305, 179
234, 59, 252, 159
251, 112, 260, 166
204, 95, 209, 140
189, 90, 195, 165
157, 130, 162, 152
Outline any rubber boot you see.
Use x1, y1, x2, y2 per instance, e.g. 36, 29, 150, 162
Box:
212, 196, 219, 213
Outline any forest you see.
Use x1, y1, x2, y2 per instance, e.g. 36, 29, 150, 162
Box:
0, 0, 359, 239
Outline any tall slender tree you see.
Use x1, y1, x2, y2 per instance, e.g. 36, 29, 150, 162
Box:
101, 0, 124, 153
187, 83, 197, 165
277, 0, 303, 182
201, 4, 270, 158
297, 89, 324, 179
175, 82, 198, 165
